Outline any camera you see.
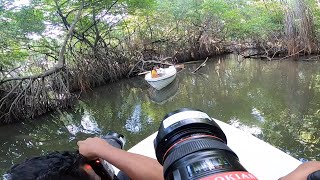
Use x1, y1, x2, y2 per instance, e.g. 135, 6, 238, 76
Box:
88, 132, 126, 180
154, 108, 258, 180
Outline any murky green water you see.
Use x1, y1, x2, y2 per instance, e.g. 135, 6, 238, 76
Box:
1, 54, 320, 174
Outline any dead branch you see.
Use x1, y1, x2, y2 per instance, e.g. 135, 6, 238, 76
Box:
192, 57, 208, 73
278, 49, 305, 60
302, 55, 320, 61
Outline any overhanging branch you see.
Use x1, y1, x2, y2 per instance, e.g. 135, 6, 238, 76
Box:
1, 0, 84, 84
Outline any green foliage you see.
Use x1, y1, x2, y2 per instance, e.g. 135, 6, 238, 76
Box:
0, 2, 46, 69
308, 0, 320, 43
0, 0, 317, 73
124, 0, 285, 46
221, 1, 283, 40
127, 0, 156, 12
14, 7, 45, 34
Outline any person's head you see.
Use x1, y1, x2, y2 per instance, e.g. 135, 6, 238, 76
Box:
4, 151, 101, 180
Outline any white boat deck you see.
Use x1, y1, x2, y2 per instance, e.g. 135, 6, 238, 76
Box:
126, 119, 301, 180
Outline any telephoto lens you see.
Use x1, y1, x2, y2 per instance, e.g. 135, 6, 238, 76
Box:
154, 108, 258, 180
103, 132, 126, 149
88, 132, 126, 180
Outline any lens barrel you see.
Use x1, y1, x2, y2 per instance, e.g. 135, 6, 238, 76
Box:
103, 132, 126, 149
154, 108, 256, 180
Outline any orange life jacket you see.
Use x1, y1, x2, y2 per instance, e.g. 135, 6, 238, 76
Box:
151, 70, 158, 78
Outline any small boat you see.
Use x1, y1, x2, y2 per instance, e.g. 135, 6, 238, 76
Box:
145, 66, 177, 90
120, 119, 301, 180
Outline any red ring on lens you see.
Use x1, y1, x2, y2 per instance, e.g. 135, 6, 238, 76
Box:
162, 134, 225, 163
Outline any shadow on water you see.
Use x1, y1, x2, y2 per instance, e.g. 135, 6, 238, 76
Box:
1, 54, 320, 174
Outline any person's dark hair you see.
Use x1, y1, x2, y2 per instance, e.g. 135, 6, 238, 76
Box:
5, 151, 91, 180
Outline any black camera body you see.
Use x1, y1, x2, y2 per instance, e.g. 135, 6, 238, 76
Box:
88, 132, 125, 180
154, 108, 258, 180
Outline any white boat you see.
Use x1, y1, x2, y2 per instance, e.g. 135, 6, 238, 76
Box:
122, 119, 301, 180
145, 66, 177, 90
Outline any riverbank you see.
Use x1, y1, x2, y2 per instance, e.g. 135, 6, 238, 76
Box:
0, 44, 229, 125
1, 46, 320, 125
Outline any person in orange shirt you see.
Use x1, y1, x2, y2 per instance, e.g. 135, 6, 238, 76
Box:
151, 66, 159, 78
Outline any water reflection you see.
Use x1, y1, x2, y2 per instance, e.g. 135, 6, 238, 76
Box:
125, 104, 143, 133
147, 78, 179, 104
60, 113, 81, 136
251, 108, 265, 122
1, 55, 320, 174
81, 111, 101, 134
229, 118, 262, 136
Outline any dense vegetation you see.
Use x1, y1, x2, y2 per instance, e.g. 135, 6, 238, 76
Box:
0, 0, 320, 124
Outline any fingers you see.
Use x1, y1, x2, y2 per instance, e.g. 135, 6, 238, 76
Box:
77, 137, 94, 146
77, 140, 83, 146
77, 137, 103, 156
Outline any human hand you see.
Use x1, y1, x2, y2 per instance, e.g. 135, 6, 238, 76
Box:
280, 161, 320, 180
77, 137, 111, 160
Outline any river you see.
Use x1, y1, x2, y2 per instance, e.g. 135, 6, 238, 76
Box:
1, 54, 319, 174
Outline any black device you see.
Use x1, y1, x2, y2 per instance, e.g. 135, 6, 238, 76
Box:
88, 132, 126, 180
308, 170, 320, 180
154, 108, 258, 180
